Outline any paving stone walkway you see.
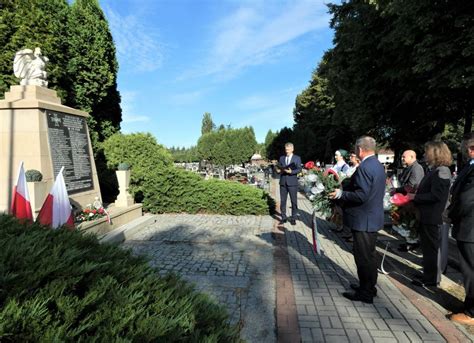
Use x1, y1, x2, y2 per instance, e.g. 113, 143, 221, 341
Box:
119, 179, 473, 342
278, 181, 473, 343
121, 214, 276, 342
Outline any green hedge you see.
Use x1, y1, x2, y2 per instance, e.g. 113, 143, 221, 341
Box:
0, 215, 239, 342
103, 133, 274, 215
141, 167, 272, 215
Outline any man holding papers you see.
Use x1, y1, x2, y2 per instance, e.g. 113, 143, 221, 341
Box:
276, 143, 302, 225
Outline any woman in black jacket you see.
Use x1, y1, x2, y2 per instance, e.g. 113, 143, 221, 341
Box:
410, 141, 452, 287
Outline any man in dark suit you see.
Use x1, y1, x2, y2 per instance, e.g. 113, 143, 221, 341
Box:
330, 136, 386, 303
277, 143, 302, 225
448, 133, 474, 325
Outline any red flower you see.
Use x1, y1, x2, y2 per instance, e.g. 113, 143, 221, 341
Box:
304, 161, 315, 169
99, 208, 104, 214
390, 193, 411, 207
324, 169, 339, 181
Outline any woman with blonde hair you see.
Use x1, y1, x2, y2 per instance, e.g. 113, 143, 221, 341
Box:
410, 141, 452, 287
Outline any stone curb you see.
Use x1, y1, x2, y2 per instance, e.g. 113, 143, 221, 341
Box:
99, 214, 157, 244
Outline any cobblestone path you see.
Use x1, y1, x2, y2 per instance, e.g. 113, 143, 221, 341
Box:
122, 214, 276, 342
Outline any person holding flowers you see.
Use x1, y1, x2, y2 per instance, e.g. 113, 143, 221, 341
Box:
329, 136, 386, 304
409, 141, 452, 288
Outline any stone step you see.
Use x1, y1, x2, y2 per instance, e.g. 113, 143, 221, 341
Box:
100, 213, 157, 244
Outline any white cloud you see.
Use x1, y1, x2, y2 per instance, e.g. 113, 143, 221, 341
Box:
104, 6, 164, 73
121, 91, 150, 123
168, 90, 206, 105
180, 0, 330, 81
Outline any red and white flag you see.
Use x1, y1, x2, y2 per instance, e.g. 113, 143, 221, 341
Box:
10, 161, 33, 222
37, 167, 74, 229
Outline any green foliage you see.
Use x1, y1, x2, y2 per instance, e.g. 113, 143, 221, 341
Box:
102, 133, 173, 196
0, 214, 240, 341
311, 171, 341, 219
201, 112, 216, 135
104, 133, 272, 215
25, 169, 43, 182
290, 0, 473, 163
67, 0, 121, 144
169, 146, 199, 163
266, 127, 294, 161
141, 168, 271, 215
197, 127, 258, 167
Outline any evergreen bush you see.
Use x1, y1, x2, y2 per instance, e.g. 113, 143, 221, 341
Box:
103, 133, 273, 215
0, 215, 239, 342
141, 167, 271, 215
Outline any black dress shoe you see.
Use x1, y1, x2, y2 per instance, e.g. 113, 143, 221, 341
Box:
350, 283, 377, 296
279, 218, 287, 224
289, 218, 296, 225
411, 279, 438, 288
342, 291, 373, 304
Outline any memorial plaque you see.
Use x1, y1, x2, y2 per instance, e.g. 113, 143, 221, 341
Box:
46, 110, 93, 194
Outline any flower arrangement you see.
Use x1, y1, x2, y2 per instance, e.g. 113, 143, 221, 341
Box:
75, 205, 106, 222
75, 202, 109, 223
390, 193, 419, 241
303, 169, 346, 219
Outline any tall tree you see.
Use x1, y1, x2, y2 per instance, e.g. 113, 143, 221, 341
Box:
266, 127, 294, 160
67, 0, 122, 146
201, 112, 216, 135
325, 0, 474, 154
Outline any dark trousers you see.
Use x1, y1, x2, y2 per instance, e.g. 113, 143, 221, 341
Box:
439, 223, 450, 274
280, 185, 298, 219
352, 231, 378, 299
457, 241, 474, 317
419, 224, 441, 284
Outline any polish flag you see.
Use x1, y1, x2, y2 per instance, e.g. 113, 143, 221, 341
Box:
10, 161, 33, 222
37, 167, 74, 229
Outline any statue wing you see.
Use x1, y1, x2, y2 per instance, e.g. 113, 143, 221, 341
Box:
13, 49, 34, 79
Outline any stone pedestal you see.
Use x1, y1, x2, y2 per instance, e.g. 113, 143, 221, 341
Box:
26, 181, 48, 220
0, 85, 102, 213
115, 170, 134, 207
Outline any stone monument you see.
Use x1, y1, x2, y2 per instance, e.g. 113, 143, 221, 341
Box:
0, 47, 102, 215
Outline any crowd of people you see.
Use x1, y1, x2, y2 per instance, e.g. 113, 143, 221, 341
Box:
275, 133, 474, 326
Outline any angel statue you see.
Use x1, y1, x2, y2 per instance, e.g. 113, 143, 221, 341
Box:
13, 47, 49, 87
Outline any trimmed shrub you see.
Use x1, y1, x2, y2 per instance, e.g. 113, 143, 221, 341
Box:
141, 167, 271, 215
102, 132, 173, 188
0, 215, 239, 342
103, 133, 273, 215
25, 169, 43, 182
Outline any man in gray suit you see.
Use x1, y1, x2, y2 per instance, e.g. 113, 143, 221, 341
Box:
394, 150, 425, 194
392, 150, 425, 252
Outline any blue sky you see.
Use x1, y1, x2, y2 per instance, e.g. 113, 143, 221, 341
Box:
100, 0, 335, 148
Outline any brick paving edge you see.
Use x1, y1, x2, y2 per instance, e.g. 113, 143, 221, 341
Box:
272, 180, 301, 343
